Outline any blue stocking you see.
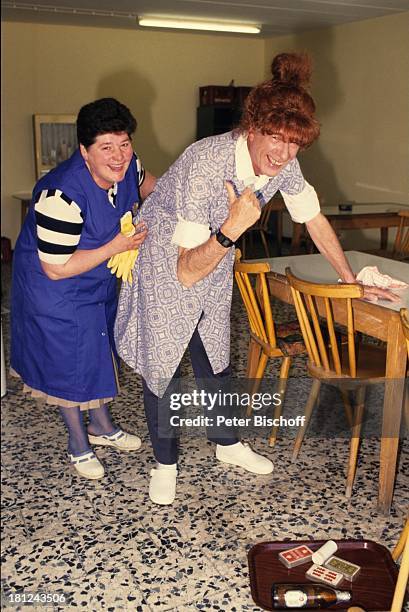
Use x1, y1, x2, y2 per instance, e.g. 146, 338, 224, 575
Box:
59, 406, 91, 456
87, 404, 118, 437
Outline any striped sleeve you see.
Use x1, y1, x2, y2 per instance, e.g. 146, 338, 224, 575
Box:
135, 156, 145, 186
34, 188, 83, 264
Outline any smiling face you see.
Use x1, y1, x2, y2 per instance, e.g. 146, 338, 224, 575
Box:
80, 132, 133, 189
247, 130, 300, 177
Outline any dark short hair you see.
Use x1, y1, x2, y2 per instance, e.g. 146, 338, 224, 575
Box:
239, 53, 320, 149
77, 98, 137, 148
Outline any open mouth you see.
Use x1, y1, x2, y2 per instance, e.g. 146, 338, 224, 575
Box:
267, 154, 284, 167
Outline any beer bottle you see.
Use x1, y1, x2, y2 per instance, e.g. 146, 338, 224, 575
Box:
272, 583, 352, 608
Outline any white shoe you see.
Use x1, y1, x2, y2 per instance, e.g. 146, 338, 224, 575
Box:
88, 429, 142, 451
69, 451, 105, 479
149, 467, 178, 505
216, 441, 274, 475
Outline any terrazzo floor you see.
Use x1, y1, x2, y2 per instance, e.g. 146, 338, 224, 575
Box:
1, 245, 408, 611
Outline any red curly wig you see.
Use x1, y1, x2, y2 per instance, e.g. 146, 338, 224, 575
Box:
239, 52, 320, 149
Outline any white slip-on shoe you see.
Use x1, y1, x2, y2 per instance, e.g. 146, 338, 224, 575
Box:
69, 451, 105, 480
216, 441, 274, 475
88, 429, 142, 451
149, 467, 178, 505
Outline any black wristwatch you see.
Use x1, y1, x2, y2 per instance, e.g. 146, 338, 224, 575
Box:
215, 229, 235, 248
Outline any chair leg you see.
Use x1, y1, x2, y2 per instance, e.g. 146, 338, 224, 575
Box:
345, 386, 366, 498
246, 352, 268, 417
260, 230, 271, 258
341, 389, 354, 428
292, 378, 321, 461
390, 530, 409, 612
392, 518, 409, 561
276, 211, 283, 256
246, 338, 262, 378
403, 383, 409, 433
269, 357, 291, 447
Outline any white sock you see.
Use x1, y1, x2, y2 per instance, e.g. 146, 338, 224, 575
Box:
156, 462, 177, 471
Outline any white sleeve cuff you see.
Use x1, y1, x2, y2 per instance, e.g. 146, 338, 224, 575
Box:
281, 181, 320, 223
171, 215, 211, 248
38, 252, 72, 264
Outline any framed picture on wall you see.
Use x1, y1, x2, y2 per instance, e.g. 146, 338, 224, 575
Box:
33, 114, 77, 179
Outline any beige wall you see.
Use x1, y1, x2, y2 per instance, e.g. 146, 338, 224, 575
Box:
265, 12, 409, 208
3, 14, 409, 247
2, 21, 265, 245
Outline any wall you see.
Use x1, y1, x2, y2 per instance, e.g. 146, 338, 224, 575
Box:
264, 12, 409, 246
3, 15, 409, 248
2, 21, 265, 245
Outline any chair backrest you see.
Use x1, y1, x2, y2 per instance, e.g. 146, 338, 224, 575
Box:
393, 210, 409, 259
253, 195, 285, 231
400, 308, 409, 359
286, 268, 364, 377
234, 250, 277, 349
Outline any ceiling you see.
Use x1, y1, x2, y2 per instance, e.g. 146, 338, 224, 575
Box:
2, 0, 409, 36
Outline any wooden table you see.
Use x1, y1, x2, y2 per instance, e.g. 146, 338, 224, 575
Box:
290, 203, 409, 254
12, 191, 32, 227
261, 251, 408, 514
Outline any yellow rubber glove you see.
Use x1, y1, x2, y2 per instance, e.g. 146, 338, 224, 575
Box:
115, 252, 128, 280
107, 253, 121, 273
124, 249, 139, 285
107, 212, 139, 284
120, 211, 135, 237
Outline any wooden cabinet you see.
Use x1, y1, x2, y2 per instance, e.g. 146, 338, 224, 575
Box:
196, 106, 241, 139
196, 85, 252, 140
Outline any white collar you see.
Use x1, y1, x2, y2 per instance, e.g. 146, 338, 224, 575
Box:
235, 134, 270, 191
107, 182, 118, 207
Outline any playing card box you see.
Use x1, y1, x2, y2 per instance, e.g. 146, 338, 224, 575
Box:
325, 555, 361, 581
306, 563, 344, 587
278, 545, 314, 568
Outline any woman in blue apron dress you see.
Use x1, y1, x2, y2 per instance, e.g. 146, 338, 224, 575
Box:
11, 98, 156, 479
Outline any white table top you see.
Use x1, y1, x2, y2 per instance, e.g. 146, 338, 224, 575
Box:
257, 251, 409, 312
320, 203, 408, 216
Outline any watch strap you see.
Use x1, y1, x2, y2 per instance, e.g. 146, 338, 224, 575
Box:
215, 229, 235, 248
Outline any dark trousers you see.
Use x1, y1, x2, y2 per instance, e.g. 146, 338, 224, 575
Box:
142, 326, 238, 464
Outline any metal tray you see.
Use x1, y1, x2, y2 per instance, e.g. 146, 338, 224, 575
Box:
248, 539, 399, 611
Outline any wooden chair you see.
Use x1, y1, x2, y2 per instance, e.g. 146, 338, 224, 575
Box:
346, 517, 409, 612
400, 308, 409, 359
234, 251, 303, 446
391, 517, 409, 612
286, 267, 387, 497
241, 195, 285, 258
366, 209, 409, 261
400, 308, 409, 431
393, 210, 409, 260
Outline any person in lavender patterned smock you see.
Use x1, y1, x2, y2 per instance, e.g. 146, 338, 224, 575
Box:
115, 53, 395, 505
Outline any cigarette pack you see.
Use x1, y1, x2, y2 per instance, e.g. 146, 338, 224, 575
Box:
305, 563, 344, 587
325, 556, 361, 581
278, 545, 314, 568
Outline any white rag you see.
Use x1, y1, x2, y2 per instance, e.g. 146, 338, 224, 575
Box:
356, 266, 408, 289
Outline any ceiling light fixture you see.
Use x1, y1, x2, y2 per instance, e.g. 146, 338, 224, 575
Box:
138, 16, 260, 34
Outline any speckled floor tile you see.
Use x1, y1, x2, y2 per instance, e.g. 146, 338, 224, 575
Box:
191, 588, 264, 611
2, 536, 84, 593
1, 259, 408, 610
